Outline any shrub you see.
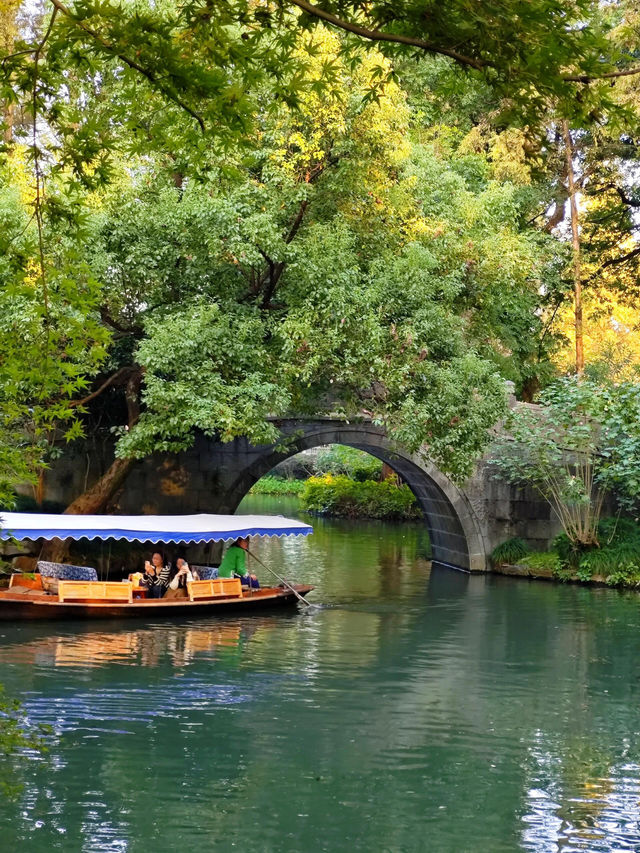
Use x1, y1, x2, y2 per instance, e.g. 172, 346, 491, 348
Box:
301, 474, 421, 520
492, 377, 640, 549
604, 562, 640, 588
554, 517, 640, 581
490, 537, 530, 567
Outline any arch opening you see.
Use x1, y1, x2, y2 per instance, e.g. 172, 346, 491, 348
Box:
222, 421, 487, 572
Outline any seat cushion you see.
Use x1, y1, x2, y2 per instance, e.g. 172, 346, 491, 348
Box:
37, 561, 98, 581
190, 565, 219, 580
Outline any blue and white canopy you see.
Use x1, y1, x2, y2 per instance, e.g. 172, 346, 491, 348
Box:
0, 512, 312, 545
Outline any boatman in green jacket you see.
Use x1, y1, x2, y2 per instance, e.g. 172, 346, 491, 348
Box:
218, 538, 260, 588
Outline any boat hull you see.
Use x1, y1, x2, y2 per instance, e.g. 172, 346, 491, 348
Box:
0, 585, 314, 621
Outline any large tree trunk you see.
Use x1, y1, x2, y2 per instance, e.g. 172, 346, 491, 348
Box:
562, 120, 584, 375
63, 456, 137, 515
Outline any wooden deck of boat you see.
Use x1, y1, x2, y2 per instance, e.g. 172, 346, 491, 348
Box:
0, 584, 314, 620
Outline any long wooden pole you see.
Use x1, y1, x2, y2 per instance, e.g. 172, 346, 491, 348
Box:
246, 549, 313, 607
562, 120, 584, 374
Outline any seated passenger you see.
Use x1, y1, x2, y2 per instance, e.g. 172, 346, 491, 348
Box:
218, 538, 260, 588
141, 551, 171, 598
164, 558, 198, 599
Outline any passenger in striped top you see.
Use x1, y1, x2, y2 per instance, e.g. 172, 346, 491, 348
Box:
142, 551, 171, 598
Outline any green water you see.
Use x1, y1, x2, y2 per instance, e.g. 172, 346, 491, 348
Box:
1, 495, 640, 852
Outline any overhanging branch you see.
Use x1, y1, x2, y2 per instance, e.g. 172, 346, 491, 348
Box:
563, 65, 640, 83
69, 366, 138, 409
48, 0, 206, 133
599, 244, 640, 272
288, 0, 487, 70
288, 1, 640, 88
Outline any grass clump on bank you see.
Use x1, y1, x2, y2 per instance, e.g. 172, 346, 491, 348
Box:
518, 551, 562, 573
490, 537, 530, 567
249, 476, 305, 496
301, 474, 421, 520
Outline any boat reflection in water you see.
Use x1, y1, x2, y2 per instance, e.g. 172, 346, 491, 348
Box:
0, 620, 270, 670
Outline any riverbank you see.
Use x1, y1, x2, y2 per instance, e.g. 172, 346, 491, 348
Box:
490, 519, 640, 588
491, 562, 592, 583
490, 561, 640, 588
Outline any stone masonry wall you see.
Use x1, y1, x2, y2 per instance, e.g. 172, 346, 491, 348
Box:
23, 428, 566, 568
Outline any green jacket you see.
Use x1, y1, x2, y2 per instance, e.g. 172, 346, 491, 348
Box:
218, 545, 247, 578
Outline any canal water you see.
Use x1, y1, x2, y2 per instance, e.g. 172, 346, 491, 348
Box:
1, 495, 640, 852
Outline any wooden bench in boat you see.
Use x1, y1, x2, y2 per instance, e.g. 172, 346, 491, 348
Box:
187, 578, 243, 602
58, 580, 133, 603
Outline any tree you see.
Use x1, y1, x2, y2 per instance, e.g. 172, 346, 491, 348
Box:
90, 35, 513, 486
4, 4, 636, 519
552, 286, 640, 383
390, 12, 640, 381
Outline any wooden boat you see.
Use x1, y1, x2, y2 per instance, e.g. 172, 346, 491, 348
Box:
0, 512, 314, 621
0, 576, 314, 620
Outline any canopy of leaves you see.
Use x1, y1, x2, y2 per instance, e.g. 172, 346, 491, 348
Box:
4, 2, 640, 504
0, 152, 109, 503
4, 1, 636, 153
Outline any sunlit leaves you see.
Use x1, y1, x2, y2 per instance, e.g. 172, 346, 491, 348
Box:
0, 154, 109, 501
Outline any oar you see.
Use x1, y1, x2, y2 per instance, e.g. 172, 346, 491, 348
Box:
246, 548, 314, 608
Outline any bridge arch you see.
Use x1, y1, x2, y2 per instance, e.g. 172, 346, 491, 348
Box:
221, 420, 488, 572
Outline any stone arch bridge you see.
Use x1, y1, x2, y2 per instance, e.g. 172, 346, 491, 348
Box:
43, 418, 560, 572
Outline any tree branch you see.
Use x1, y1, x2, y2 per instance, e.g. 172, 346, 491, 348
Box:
99, 306, 142, 337
288, 0, 487, 70
289, 1, 640, 87
543, 196, 567, 232
563, 65, 640, 83
69, 366, 137, 408
48, 0, 206, 133
615, 186, 640, 207
285, 198, 308, 244
599, 245, 640, 272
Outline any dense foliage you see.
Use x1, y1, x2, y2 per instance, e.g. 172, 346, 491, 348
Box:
0, 685, 49, 798
313, 446, 383, 482
249, 476, 305, 496
301, 474, 421, 520
0, 1, 640, 516
492, 519, 640, 588
492, 378, 640, 548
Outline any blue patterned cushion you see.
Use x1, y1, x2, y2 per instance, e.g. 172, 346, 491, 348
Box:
37, 561, 98, 581
190, 565, 218, 580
